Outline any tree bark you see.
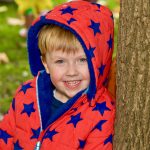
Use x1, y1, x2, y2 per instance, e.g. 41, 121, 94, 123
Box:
113, 0, 150, 149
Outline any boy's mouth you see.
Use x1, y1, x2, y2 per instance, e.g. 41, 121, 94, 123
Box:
64, 80, 81, 89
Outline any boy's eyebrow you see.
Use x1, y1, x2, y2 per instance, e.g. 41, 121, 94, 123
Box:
51, 55, 67, 60
77, 54, 87, 57
50, 52, 87, 59
78, 55, 86, 57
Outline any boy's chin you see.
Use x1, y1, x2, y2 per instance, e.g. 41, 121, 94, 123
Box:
65, 89, 82, 99
56, 88, 85, 102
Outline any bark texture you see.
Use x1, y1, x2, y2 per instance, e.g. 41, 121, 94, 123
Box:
113, 0, 150, 149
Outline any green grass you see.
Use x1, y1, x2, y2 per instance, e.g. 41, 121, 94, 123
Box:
107, 0, 119, 10
0, 2, 32, 113
0, 1, 119, 114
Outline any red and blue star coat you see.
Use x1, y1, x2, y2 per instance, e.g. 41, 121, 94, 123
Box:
0, 1, 115, 149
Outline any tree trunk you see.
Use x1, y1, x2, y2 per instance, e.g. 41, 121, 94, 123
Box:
113, 0, 150, 149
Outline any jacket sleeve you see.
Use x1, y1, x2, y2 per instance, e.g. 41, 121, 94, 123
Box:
83, 104, 115, 150
0, 98, 16, 149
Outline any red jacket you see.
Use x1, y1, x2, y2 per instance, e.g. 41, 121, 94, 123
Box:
0, 1, 115, 149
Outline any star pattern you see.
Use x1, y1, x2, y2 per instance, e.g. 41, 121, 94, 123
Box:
95, 120, 107, 131
104, 134, 113, 145
96, 9, 101, 12
67, 18, 77, 24
0, 129, 12, 144
87, 45, 96, 58
60, 6, 77, 15
88, 20, 101, 36
98, 64, 106, 76
67, 112, 83, 128
14, 140, 23, 149
92, 101, 111, 116
79, 139, 86, 148
43, 129, 58, 141
19, 82, 33, 94
21, 102, 35, 117
92, 3, 101, 9
30, 127, 40, 139
107, 34, 113, 50
12, 98, 15, 111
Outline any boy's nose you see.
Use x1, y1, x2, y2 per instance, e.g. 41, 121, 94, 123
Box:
66, 64, 78, 76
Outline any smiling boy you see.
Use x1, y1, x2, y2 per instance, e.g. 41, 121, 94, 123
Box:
0, 1, 115, 149
39, 25, 90, 103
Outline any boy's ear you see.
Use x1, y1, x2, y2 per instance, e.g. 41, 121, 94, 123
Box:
40, 56, 50, 74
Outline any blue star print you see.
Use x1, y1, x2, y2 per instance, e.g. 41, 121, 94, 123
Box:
98, 64, 106, 76
79, 139, 86, 148
44, 129, 58, 141
67, 18, 76, 24
14, 140, 23, 150
104, 134, 113, 145
12, 98, 15, 111
92, 3, 101, 9
21, 102, 35, 117
19, 82, 33, 94
30, 127, 40, 139
60, 6, 77, 15
88, 20, 101, 36
95, 120, 107, 131
67, 112, 83, 128
92, 101, 111, 116
107, 34, 113, 50
0, 129, 12, 144
87, 45, 96, 58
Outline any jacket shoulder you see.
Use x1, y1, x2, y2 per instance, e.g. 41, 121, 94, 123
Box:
14, 76, 37, 100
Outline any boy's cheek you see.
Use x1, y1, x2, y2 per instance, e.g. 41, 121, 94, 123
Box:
50, 74, 62, 83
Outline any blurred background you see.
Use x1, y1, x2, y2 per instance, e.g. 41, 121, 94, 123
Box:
0, 0, 119, 119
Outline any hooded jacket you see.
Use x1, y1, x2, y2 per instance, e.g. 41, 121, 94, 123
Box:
0, 1, 115, 149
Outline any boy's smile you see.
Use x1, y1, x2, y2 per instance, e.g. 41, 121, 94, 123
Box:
42, 48, 90, 103
64, 80, 81, 89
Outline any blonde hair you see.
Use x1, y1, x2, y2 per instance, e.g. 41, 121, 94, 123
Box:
38, 24, 82, 60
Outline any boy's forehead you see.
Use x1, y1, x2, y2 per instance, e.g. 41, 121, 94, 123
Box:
48, 48, 86, 56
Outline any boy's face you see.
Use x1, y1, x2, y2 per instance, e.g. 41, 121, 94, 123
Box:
42, 48, 90, 102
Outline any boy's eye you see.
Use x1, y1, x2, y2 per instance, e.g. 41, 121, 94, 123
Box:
79, 58, 87, 63
55, 60, 64, 64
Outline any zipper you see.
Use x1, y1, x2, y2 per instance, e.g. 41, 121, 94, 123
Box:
34, 141, 41, 150
34, 130, 45, 150
35, 76, 43, 150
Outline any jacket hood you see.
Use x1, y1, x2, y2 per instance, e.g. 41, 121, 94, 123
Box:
27, 0, 114, 100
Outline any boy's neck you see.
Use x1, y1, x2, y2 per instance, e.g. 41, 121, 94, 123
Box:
53, 89, 68, 103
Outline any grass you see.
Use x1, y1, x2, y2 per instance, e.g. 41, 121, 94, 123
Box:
0, 1, 119, 114
0, 2, 32, 113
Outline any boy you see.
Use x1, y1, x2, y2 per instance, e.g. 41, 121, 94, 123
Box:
0, 1, 115, 149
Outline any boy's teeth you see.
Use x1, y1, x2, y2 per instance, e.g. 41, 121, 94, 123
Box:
65, 81, 80, 86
